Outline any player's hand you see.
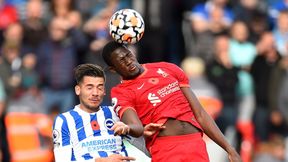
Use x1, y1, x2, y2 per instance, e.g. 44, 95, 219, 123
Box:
228, 149, 242, 162
144, 123, 166, 137
95, 154, 135, 162
112, 121, 130, 136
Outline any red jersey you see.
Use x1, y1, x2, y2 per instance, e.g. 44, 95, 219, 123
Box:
111, 62, 202, 147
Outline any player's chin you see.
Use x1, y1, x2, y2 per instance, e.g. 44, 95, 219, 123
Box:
89, 101, 101, 107
128, 67, 140, 77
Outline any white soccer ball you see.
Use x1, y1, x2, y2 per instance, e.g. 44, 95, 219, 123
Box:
109, 9, 145, 44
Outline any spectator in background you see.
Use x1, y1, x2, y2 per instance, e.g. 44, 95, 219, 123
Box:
0, 0, 18, 45
49, 0, 88, 64
188, 0, 234, 65
0, 41, 22, 162
1, 23, 27, 64
49, 0, 82, 29
181, 56, 222, 119
205, 35, 239, 137
5, 52, 53, 162
36, 17, 87, 114
228, 20, 257, 162
0, 41, 22, 99
188, 9, 215, 64
247, 11, 270, 44
251, 32, 283, 142
20, 53, 39, 92
272, 10, 288, 57
268, 0, 288, 27
11, 0, 50, 23
233, 0, 267, 24
21, 0, 49, 54
232, 0, 270, 44
205, 34, 244, 161
83, 7, 115, 56
229, 21, 257, 69
191, 0, 234, 35
2, 23, 23, 51
277, 56, 288, 126
266, 47, 288, 138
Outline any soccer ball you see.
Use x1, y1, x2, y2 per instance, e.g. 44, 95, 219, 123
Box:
109, 9, 145, 44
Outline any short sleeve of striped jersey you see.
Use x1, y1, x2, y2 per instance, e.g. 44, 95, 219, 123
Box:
53, 114, 74, 162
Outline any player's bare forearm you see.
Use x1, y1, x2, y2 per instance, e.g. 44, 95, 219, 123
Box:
181, 87, 242, 162
120, 109, 144, 137
196, 108, 241, 161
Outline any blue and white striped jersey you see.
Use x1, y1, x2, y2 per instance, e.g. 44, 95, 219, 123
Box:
52, 105, 128, 162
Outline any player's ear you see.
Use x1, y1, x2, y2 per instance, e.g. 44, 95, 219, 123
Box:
75, 85, 80, 95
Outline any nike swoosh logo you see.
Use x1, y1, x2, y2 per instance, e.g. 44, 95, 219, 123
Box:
137, 83, 145, 89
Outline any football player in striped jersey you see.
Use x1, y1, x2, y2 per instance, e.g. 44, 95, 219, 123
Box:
53, 64, 144, 162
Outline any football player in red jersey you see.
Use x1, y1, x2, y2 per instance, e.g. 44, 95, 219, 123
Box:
102, 41, 242, 162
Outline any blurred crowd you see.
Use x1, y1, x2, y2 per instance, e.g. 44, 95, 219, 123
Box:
0, 0, 288, 162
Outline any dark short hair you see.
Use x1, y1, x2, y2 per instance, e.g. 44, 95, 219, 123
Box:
74, 64, 105, 84
102, 41, 126, 66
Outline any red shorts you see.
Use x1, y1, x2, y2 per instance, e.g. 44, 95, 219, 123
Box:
150, 133, 209, 162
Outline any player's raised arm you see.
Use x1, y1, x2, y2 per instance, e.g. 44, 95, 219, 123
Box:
181, 87, 242, 162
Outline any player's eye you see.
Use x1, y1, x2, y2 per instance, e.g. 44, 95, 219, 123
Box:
128, 52, 133, 56
86, 86, 93, 90
120, 57, 125, 63
97, 85, 104, 91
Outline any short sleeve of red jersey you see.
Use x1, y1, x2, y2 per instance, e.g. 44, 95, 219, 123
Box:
161, 62, 190, 87
111, 86, 136, 119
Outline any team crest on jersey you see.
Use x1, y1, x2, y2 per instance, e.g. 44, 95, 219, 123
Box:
104, 118, 115, 130
157, 68, 168, 77
53, 129, 60, 147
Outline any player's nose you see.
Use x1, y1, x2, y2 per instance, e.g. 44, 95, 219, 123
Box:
91, 88, 101, 96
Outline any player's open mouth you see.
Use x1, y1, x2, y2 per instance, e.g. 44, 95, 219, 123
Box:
129, 65, 136, 71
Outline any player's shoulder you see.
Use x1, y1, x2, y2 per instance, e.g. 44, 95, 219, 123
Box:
100, 105, 120, 120
144, 61, 176, 68
100, 105, 114, 112
53, 108, 75, 123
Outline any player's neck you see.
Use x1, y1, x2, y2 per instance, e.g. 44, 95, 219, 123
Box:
79, 104, 100, 113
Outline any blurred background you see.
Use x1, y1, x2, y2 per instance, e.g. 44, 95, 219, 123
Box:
0, 0, 288, 162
